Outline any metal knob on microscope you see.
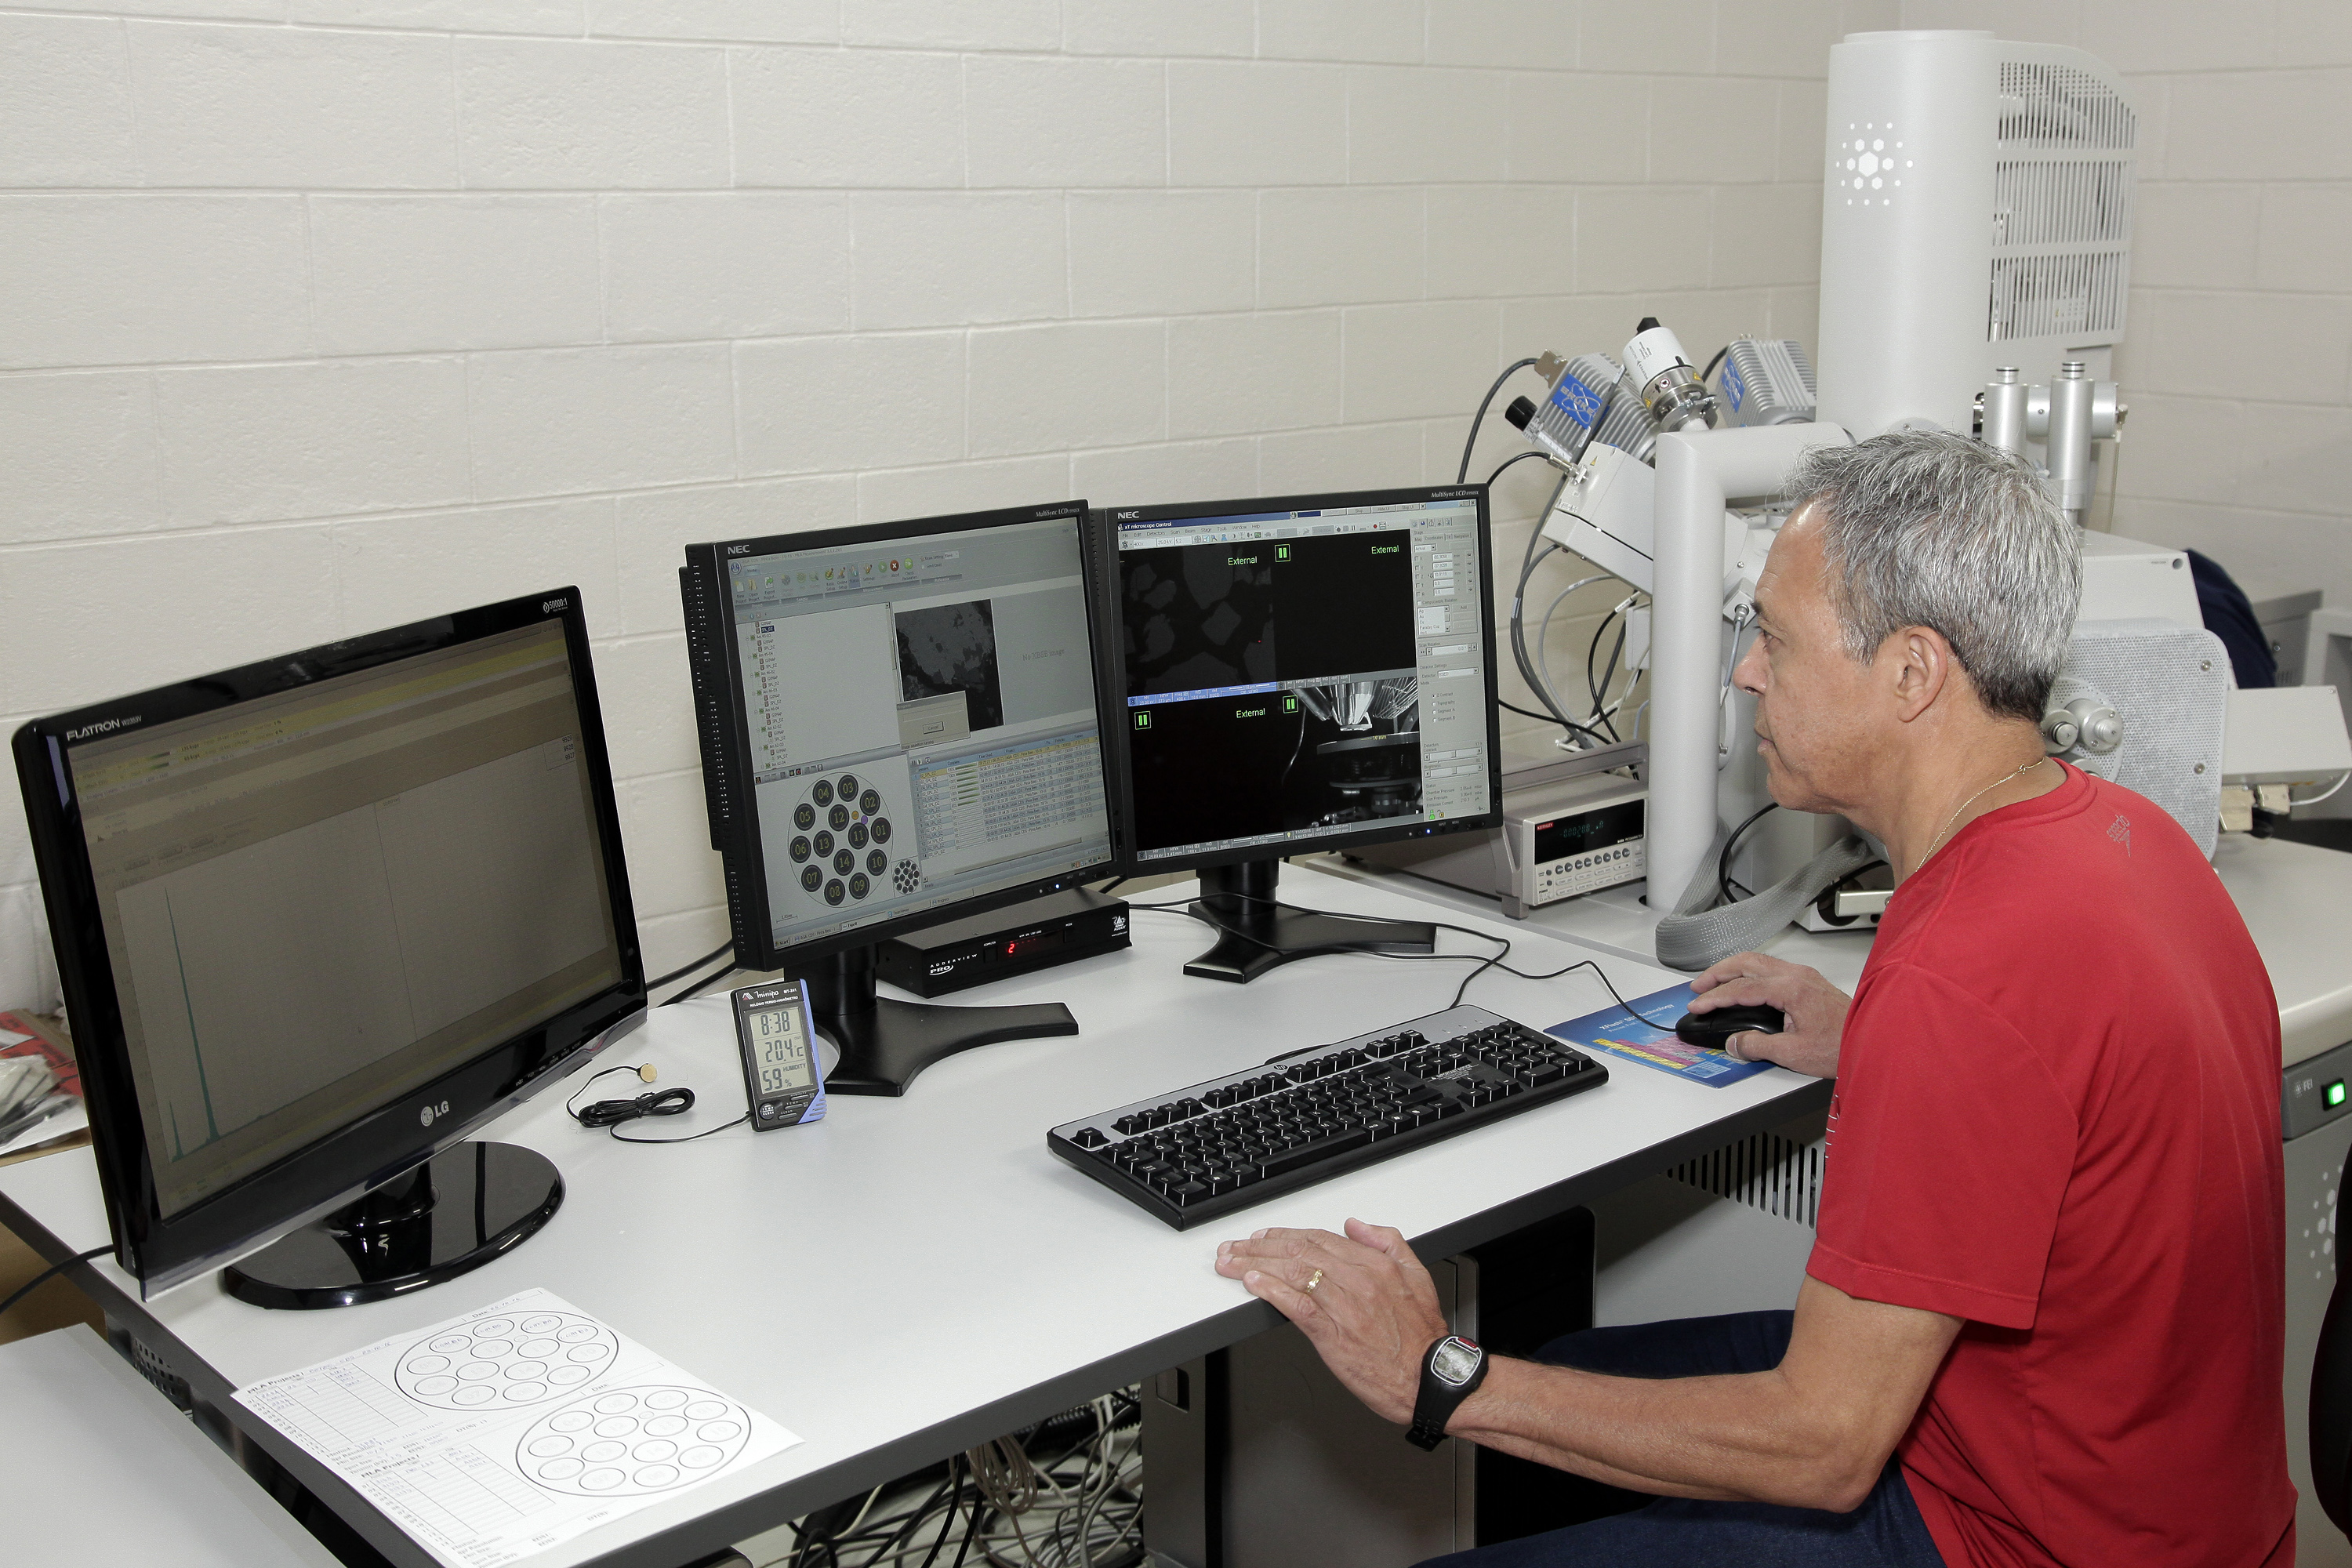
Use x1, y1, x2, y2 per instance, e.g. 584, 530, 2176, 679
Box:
2074, 702, 2124, 754
1981, 367, 2031, 456
2045, 361, 2098, 518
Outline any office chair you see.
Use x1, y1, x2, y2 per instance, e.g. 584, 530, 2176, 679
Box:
2314, 1261, 2352, 1537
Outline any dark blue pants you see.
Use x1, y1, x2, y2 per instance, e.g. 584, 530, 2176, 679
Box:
1414, 1311, 1946, 1568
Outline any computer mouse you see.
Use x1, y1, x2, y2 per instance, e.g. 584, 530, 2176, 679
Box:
1674, 1004, 1786, 1049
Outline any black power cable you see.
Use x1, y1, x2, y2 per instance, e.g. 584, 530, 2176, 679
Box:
1500, 698, 1575, 728
659, 955, 740, 1007
1596, 619, 1627, 728
1701, 344, 1729, 385
1457, 357, 1542, 483
1507, 476, 1576, 733
0, 1243, 110, 1319
1129, 893, 1678, 1025
573, 1086, 698, 1127
1583, 608, 1627, 743
1718, 801, 1780, 906
915, 1456, 964, 1568
1484, 448, 1555, 488
567, 1063, 747, 1144
647, 938, 732, 993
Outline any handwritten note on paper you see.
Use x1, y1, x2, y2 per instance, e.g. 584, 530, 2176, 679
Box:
237, 1289, 797, 1567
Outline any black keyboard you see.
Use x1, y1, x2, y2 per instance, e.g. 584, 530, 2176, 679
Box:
1047, 1005, 1607, 1229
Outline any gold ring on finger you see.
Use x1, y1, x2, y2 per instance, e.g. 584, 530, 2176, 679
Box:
1304, 1268, 1323, 1293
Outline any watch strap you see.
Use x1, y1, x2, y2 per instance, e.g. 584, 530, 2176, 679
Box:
1406, 1334, 1487, 1450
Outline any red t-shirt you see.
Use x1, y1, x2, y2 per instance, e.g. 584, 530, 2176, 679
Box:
1807, 764, 2294, 1567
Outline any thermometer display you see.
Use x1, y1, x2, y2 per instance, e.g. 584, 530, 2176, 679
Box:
730, 979, 826, 1130
749, 1005, 813, 1094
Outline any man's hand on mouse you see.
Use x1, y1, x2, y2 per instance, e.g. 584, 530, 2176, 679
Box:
1689, 952, 1850, 1078
1214, 1218, 1450, 1426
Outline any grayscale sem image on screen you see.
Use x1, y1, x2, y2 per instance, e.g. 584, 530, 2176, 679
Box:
1124, 554, 1276, 695
1114, 497, 1491, 862
896, 600, 1005, 731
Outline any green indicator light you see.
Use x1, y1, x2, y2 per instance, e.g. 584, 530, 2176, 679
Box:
2327, 1081, 2347, 1110
1134, 711, 1152, 730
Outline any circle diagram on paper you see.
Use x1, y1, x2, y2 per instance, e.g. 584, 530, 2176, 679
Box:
395, 1310, 619, 1410
515, 1385, 753, 1496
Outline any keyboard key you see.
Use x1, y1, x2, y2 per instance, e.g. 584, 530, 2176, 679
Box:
1258, 1129, 1373, 1181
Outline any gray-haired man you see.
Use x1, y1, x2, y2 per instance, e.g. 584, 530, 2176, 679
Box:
1215, 432, 2292, 1566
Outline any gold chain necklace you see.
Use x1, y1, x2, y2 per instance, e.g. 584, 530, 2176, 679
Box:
1920, 757, 2049, 866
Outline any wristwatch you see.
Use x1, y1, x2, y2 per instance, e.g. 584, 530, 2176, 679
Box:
1406, 1334, 1489, 1450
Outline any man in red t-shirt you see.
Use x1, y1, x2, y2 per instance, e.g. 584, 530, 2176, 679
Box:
1214, 431, 2294, 1566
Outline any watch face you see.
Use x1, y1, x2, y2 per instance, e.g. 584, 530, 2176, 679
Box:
1430, 1338, 1481, 1386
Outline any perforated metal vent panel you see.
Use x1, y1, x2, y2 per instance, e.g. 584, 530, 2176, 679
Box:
2056, 617, 2230, 857
1668, 1127, 1827, 1231
1988, 56, 2136, 345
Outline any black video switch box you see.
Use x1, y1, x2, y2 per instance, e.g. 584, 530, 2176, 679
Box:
876, 887, 1131, 997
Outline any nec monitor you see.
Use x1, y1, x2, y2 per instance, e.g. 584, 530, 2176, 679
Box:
1094, 486, 1504, 982
12, 591, 646, 1308
680, 502, 1117, 1094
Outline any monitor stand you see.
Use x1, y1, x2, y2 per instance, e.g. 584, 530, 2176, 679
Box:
222, 1142, 562, 1310
796, 944, 1076, 1097
1183, 858, 1435, 984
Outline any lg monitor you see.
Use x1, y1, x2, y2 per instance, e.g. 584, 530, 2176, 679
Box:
12, 591, 646, 1308
680, 502, 1118, 1094
1094, 486, 1504, 982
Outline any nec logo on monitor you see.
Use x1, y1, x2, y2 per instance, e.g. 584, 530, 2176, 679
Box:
727, 544, 752, 555
1115, 511, 1142, 521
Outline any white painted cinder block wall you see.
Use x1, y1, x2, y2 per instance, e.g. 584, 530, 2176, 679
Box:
0, 0, 1876, 1008
7, 3, 2340, 1011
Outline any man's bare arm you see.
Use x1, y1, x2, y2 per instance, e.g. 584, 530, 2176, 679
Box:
1449, 1276, 1959, 1511
1217, 1224, 1959, 1514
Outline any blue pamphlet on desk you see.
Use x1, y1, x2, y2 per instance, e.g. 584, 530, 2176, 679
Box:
1545, 983, 1777, 1087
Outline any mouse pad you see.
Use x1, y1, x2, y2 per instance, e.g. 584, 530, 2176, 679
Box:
1545, 983, 1778, 1087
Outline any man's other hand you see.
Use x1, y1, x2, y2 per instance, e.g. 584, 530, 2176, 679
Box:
1214, 1218, 1449, 1425
1689, 952, 1850, 1078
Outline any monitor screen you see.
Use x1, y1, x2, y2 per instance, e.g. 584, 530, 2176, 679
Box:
1104, 488, 1500, 866
692, 506, 1115, 963
60, 617, 629, 1221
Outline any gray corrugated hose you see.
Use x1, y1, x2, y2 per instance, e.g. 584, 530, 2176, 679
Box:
1653, 824, 1881, 973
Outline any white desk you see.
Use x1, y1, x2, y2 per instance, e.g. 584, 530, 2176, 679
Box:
0, 873, 1828, 1568
0, 1323, 342, 1566
1311, 832, 2352, 1068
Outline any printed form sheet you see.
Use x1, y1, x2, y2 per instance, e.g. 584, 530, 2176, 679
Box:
235, 1289, 798, 1567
